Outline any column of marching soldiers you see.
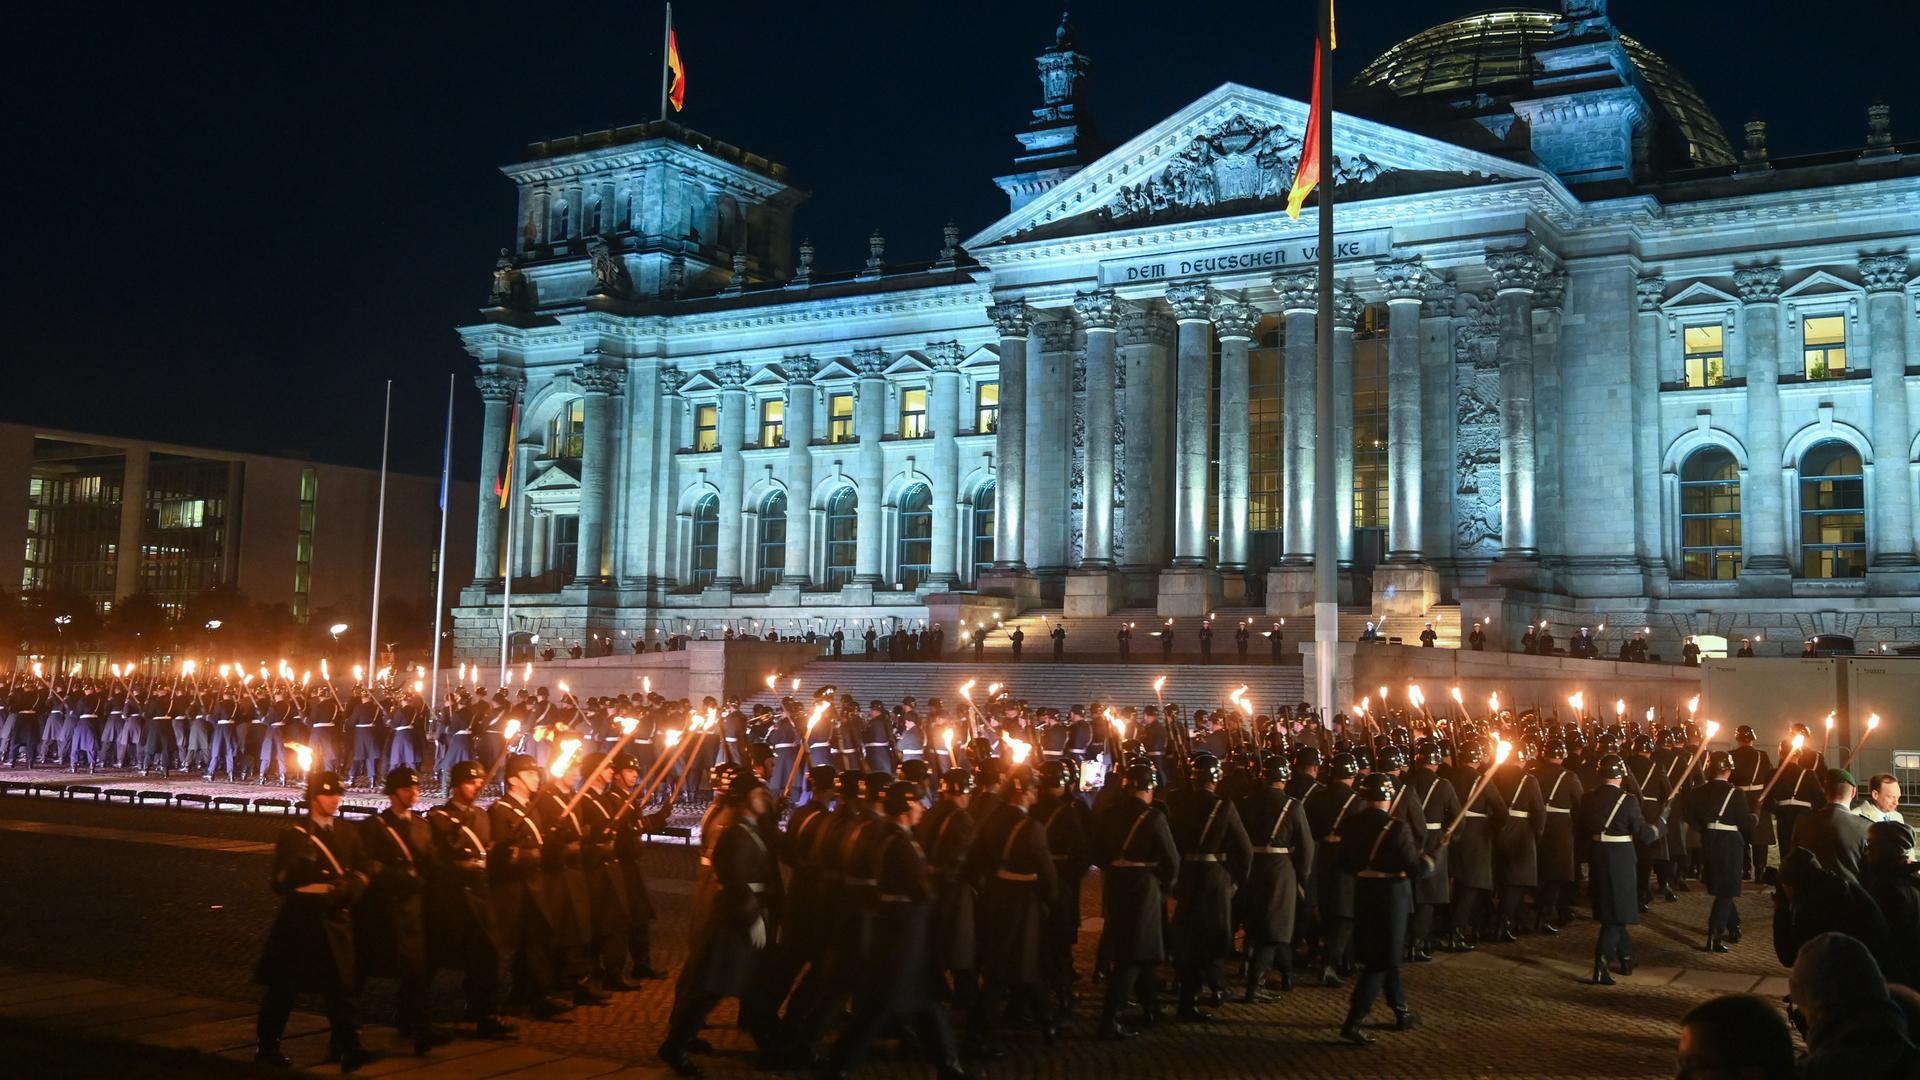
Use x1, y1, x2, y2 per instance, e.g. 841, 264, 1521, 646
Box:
2, 669, 1808, 1076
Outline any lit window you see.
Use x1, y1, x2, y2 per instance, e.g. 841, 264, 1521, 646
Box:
1799, 441, 1865, 579
828, 393, 855, 444
896, 485, 932, 588
824, 487, 858, 588
1802, 315, 1847, 380
1684, 325, 1726, 388
757, 492, 786, 590
689, 496, 718, 587
974, 382, 999, 434
550, 399, 586, 459
694, 403, 719, 452
760, 398, 785, 447
1678, 448, 1740, 580
901, 388, 929, 439
971, 482, 996, 579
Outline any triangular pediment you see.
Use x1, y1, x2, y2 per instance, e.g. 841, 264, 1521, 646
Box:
810, 357, 861, 382
959, 344, 1000, 370
967, 82, 1554, 249
1661, 282, 1740, 310
1781, 270, 1861, 300
526, 460, 581, 492
742, 364, 788, 389
884, 351, 934, 377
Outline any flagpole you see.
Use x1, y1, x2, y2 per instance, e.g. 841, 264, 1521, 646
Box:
1311, 0, 1338, 726
427, 373, 454, 713
368, 379, 393, 682
658, 2, 673, 122
499, 433, 516, 686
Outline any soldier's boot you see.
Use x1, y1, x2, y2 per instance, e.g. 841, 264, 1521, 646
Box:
1392, 1008, 1421, 1031
254, 1044, 293, 1068
1591, 958, 1616, 986
1339, 1019, 1375, 1045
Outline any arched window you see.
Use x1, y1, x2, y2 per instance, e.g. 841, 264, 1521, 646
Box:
971, 482, 996, 579
552, 201, 571, 242
1679, 447, 1741, 580
1799, 441, 1865, 579
757, 492, 787, 590
896, 484, 932, 589
689, 495, 719, 588
548, 399, 585, 460
584, 196, 603, 235
824, 487, 858, 589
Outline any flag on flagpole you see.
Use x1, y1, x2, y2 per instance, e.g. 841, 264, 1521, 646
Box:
666, 26, 686, 112
494, 398, 519, 509
1286, 37, 1328, 220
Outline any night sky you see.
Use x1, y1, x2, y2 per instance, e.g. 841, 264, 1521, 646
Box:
8, 1, 1914, 480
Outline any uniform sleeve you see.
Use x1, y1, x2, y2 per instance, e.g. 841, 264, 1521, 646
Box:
1288, 800, 1317, 869
1523, 777, 1547, 837
1627, 792, 1663, 845
1220, 803, 1253, 886
1026, 819, 1058, 906
1150, 811, 1181, 892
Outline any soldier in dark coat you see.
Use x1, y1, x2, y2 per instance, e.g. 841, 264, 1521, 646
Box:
606, 755, 667, 980
1767, 741, 1824, 860
253, 771, 374, 1069
356, 767, 442, 1053
572, 753, 637, 992
535, 751, 605, 1006
1533, 739, 1585, 931
1625, 736, 1676, 907
1444, 743, 1506, 944
822, 782, 966, 1079
1582, 753, 1665, 984
425, 760, 514, 1039
1306, 752, 1363, 981
1729, 725, 1775, 878
658, 776, 781, 1076
1491, 746, 1547, 940
1167, 752, 1252, 1020
1406, 743, 1460, 958
1684, 751, 1757, 952
919, 769, 978, 1008
488, 755, 564, 1017
1092, 762, 1179, 1040
1236, 754, 1314, 995
1036, 760, 1093, 1020
962, 768, 1057, 1054
1337, 773, 1433, 1045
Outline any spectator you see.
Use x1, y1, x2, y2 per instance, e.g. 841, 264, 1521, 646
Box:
1865, 821, 1920, 990
1794, 769, 1870, 883
1786, 932, 1920, 1079
1675, 994, 1795, 1080
1773, 848, 1891, 968
1857, 774, 1904, 823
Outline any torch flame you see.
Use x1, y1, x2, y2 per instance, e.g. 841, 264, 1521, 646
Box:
790, 677, 800, 692
352, 665, 365, 683
287, 742, 313, 773
1229, 685, 1248, 705
959, 679, 976, 701
522, 662, 532, 683
1488, 692, 1500, 713
111, 663, 122, 678
807, 701, 830, 730
1107, 709, 1127, 738
459, 663, 468, 682
766, 673, 778, 690
642, 676, 651, 696
1615, 698, 1626, 717
1450, 686, 1464, 705
1687, 695, 1700, 717
1004, 735, 1032, 766
1378, 685, 1389, 702
1238, 698, 1254, 717
617, 715, 638, 734
557, 680, 570, 697
504, 718, 522, 743
1153, 676, 1167, 693
1825, 713, 1836, 731
1494, 739, 1513, 767
218, 664, 231, 679
663, 728, 684, 749
301, 671, 312, 687
1569, 691, 1584, 712
1705, 720, 1720, 740
941, 727, 955, 749
32, 662, 43, 678
1868, 713, 1881, 731
183, 659, 198, 676
1790, 733, 1806, 753
986, 683, 1002, 698
319, 659, 329, 681
549, 737, 582, 779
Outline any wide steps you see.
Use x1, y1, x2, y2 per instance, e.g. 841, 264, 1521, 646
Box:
796, 659, 1305, 714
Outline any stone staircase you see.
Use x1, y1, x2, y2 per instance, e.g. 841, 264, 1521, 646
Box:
950, 602, 1463, 660
795, 659, 1305, 714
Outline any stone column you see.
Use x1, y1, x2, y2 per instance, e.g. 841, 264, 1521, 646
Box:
472, 371, 523, 583
780, 355, 818, 588
1212, 294, 1259, 601
711, 360, 749, 590
1418, 281, 1457, 569
1734, 265, 1791, 590
1274, 272, 1318, 565
1332, 284, 1362, 573
1372, 257, 1438, 616
1028, 317, 1075, 578
1863, 253, 1918, 581
927, 342, 964, 590
1118, 305, 1172, 576
1166, 282, 1213, 567
984, 302, 1032, 580
619, 359, 665, 590
1631, 274, 1667, 582
114, 445, 149, 603
852, 348, 888, 586
573, 363, 625, 584
1067, 291, 1122, 615
1485, 247, 1547, 585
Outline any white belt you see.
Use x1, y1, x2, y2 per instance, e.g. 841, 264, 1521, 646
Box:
1462, 810, 1486, 818
1707, 822, 1741, 832
1042, 750, 1065, 758
746, 883, 767, 893
862, 743, 888, 749
1737, 785, 1763, 792
1777, 799, 1812, 808
1251, 846, 1292, 855
1508, 811, 1530, 819
217, 720, 235, 725
312, 722, 335, 727
80, 713, 98, 719
1109, 859, 1153, 868
996, 870, 1038, 882
1184, 853, 1224, 863
1424, 822, 1441, 830
355, 724, 376, 729
1546, 807, 1570, 814
772, 743, 798, 749
1594, 834, 1635, 843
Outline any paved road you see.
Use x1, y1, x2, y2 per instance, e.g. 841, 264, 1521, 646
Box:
0, 792, 1794, 1078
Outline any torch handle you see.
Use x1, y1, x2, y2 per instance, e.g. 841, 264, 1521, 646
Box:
1440, 766, 1496, 846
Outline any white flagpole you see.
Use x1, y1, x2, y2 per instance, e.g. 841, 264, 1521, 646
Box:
368, 379, 393, 682
499, 421, 516, 686
427, 373, 454, 712
658, 2, 673, 122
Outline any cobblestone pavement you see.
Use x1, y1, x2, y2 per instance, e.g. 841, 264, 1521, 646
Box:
0, 790, 1799, 1078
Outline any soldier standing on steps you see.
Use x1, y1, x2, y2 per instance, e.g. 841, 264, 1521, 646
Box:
1051, 621, 1067, 662
1010, 626, 1025, 662
1235, 622, 1250, 662
1269, 622, 1285, 664
1198, 621, 1215, 663
1116, 623, 1132, 664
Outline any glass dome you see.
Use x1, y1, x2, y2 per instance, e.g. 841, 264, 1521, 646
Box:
1352, 8, 1736, 170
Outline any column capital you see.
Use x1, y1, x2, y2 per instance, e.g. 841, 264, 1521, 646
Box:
1210, 294, 1261, 340
782, 353, 819, 384
987, 299, 1033, 338
1533, 268, 1567, 312
925, 340, 965, 370
474, 370, 525, 402
1072, 288, 1122, 332
1635, 272, 1666, 312
1733, 264, 1784, 304
1034, 316, 1076, 353
1484, 247, 1549, 293
1331, 282, 1365, 330
573, 363, 627, 397
1420, 273, 1459, 319
851, 346, 889, 378
1860, 252, 1910, 293
1271, 271, 1318, 314
1165, 281, 1212, 322
1373, 255, 1433, 302
1117, 305, 1171, 349
713, 359, 749, 390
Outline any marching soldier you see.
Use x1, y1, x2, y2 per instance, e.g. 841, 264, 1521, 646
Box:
253, 770, 375, 1070
1237, 753, 1314, 996
1092, 762, 1178, 1040
1167, 752, 1251, 1020
1685, 751, 1757, 952
1036, 759, 1092, 1021
357, 766, 443, 1054
1307, 751, 1363, 981
606, 754, 667, 979
1445, 743, 1505, 945
574, 753, 638, 992
920, 769, 979, 1011
963, 766, 1056, 1055
1767, 740, 1823, 859
1406, 741, 1459, 959
1337, 772, 1432, 1045
1729, 725, 1775, 879
1491, 742, 1546, 940
1582, 753, 1664, 985
535, 750, 605, 1006
488, 754, 566, 1018
1625, 735, 1676, 907
424, 760, 515, 1039
1534, 738, 1585, 933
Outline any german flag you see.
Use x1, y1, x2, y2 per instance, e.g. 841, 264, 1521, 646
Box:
494, 397, 519, 509
666, 27, 685, 112
1285, 39, 1327, 220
